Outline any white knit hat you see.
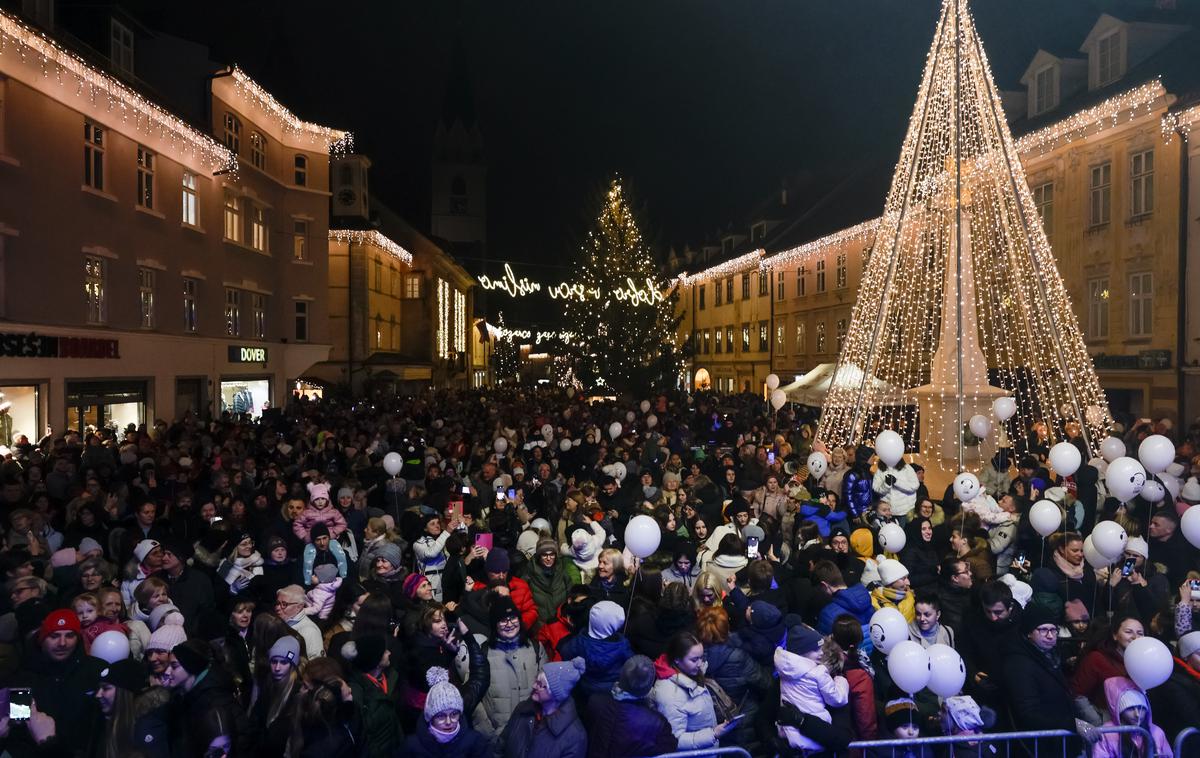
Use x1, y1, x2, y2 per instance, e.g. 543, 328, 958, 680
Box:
1124, 537, 1149, 560
877, 558, 909, 587
147, 623, 186, 652
1178, 631, 1200, 660
1181, 477, 1200, 505
424, 667, 463, 721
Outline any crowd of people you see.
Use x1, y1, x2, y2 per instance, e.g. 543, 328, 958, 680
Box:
0, 386, 1197, 758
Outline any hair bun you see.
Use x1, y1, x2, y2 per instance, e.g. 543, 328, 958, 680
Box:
426, 666, 450, 687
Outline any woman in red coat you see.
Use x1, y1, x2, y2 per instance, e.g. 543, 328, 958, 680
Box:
1070, 615, 1142, 714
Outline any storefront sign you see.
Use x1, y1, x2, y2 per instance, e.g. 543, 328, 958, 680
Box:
228, 346, 268, 363
0, 332, 119, 359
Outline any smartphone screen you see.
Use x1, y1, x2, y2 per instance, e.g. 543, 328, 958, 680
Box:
746, 536, 760, 560
1121, 557, 1136, 577
461, 484, 471, 495
768, 452, 775, 464
8, 688, 31, 721
474, 533, 493, 550
507, 488, 516, 500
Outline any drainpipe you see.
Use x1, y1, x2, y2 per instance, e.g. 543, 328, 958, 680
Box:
1177, 128, 1190, 423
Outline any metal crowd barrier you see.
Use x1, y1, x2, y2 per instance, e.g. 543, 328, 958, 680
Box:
1175, 727, 1199, 758
653, 748, 752, 758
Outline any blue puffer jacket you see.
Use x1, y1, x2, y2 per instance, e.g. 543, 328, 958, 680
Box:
557, 632, 634, 700
704, 638, 770, 703
816, 583, 876, 654
842, 468, 874, 518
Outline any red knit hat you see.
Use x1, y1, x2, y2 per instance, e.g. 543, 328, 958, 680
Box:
38, 609, 81, 642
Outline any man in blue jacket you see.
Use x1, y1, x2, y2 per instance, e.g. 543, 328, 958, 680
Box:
812, 560, 875, 653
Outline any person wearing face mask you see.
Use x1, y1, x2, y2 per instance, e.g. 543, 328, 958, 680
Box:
404, 667, 490, 758
90, 657, 171, 758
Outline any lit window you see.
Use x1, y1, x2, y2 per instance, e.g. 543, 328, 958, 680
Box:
703, 330, 711, 354
836, 253, 847, 289
1129, 272, 1152, 337
776, 324, 785, 355
252, 293, 266, 338
1131, 150, 1153, 217
223, 113, 241, 154
249, 132, 266, 170
138, 267, 155, 327
136, 146, 154, 209
1087, 278, 1109, 339
725, 326, 734, 353
251, 205, 267, 252
795, 322, 806, 353
816, 321, 826, 353
375, 315, 383, 349
758, 272, 768, 296
741, 324, 750, 353
292, 219, 308, 260
225, 288, 240, 336
1033, 182, 1053, 236
816, 258, 827, 292
294, 155, 308, 186
836, 319, 847, 352
183, 278, 197, 333
404, 274, 422, 299
715, 327, 723, 354
84, 121, 104, 190
758, 321, 768, 351
85, 255, 106, 324
294, 300, 309, 342
1089, 163, 1110, 227
110, 19, 134, 77
798, 265, 806, 296
223, 192, 242, 242
182, 172, 199, 226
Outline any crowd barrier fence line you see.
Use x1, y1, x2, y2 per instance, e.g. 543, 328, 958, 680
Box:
1174, 726, 1198, 758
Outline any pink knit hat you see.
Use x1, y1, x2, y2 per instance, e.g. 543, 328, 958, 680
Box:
307, 481, 331, 504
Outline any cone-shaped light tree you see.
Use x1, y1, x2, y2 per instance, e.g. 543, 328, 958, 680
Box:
564, 178, 685, 393
816, 0, 1110, 472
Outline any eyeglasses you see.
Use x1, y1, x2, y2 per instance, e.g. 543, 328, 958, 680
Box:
1033, 625, 1059, 636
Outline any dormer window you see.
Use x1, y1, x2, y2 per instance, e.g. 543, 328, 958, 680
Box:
722, 237, 734, 255
751, 222, 766, 242
1097, 30, 1123, 86
110, 19, 134, 77
1033, 65, 1056, 115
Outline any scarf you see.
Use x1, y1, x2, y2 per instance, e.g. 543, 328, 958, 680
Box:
431, 723, 460, 743
881, 585, 909, 604
1053, 550, 1084, 580
493, 636, 522, 652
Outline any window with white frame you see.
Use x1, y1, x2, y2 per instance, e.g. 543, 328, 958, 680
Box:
223, 192, 242, 242
136, 146, 154, 209
758, 271, 768, 296
741, 324, 750, 352
776, 271, 785, 300
249, 132, 266, 170
251, 293, 266, 338
816, 321, 826, 353
715, 327, 723, 354
250, 205, 267, 252
816, 258, 827, 292
294, 300, 308, 342
702, 330, 710, 354
1033, 65, 1055, 115
1087, 277, 1109, 339
84, 121, 104, 190
292, 219, 307, 260
85, 255, 106, 324
1089, 163, 1111, 227
1129, 272, 1152, 337
726, 326, 734, 353
183, 278, 197, 333
776, 324, 785, 355
182, 172, 199, 226
795, 322, 806, 353
225, 288, 240, 336
1034, 182, 1054, 235
836, 318, 847, 352
758, 321, 768, 351
1097, 30, 1122, 86
223, 113, 241, 154
836, 253, 847, 289
1131, 149, 1153, 217
798, 265, 806, 296
404, 273, 422, 299
110, 19, 134, 77
294, 155, 308, 186
137, 267, 154, 327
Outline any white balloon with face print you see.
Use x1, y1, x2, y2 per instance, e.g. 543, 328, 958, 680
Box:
952, 472, 980, 503
806, 452, 828, 480
879, 523, 906, 554
1092, 520, 1128, 561
1082, 535, 1111, 570
541, 424, 554, 440
869, 607, 908, 654
1139, 479, 1166, 504
1105, 456, 1146, 503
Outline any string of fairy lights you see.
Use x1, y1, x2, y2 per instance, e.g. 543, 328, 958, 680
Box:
328, 229, 413, 265
815, 0, 1111, 466
230, 66, 352, 155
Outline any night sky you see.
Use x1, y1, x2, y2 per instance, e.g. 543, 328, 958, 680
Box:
129, 1, 1165, 284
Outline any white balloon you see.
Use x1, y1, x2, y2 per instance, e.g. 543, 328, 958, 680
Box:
609, 422, 622, 440
1048, 442, 1082, 478
626, 411, 636, 423
1100, 436, 1126, 463
382, 452, 403, 477
887, 640, 932, 695
953, 473, 981, 503
541, 424, 554, 440
926, 643, 966, 698
624, 514, 662, 558
1124, 637, 1174, 690
1092, 520, 1128, 561
806, 452, 828, 480
1106, 456, 1147, 503
1161, 474, 1182, 502
1082, 535, 1111, 569
968, 415, 992, 439
879, 522, 906, 554
1182, 505, 1200, 550
875, 430, 905, 468
493, 437, 508, 455
612, 461, 627, 483
1137, 434, 1175, 475
640, 400, 651, 413
770, 389, 787, 410
1029, 500, 1062, 537
992, 397, 1016, 422
91, 630, 131, 663
765, 373, 780, 391
559, 439, 572, 452
646, 414, 658, 429
869, 607, 909, 654
1140, 479, 1165, 504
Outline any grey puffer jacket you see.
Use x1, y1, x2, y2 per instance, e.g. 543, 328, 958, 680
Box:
472, 640, 547, 739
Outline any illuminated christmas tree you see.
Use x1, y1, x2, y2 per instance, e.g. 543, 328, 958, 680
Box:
493, 311, 519, 383
564, 178, 684, 393
816, 0, 1110, 475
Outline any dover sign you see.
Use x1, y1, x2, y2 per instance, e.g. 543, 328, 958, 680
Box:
228, 346, 268, 363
